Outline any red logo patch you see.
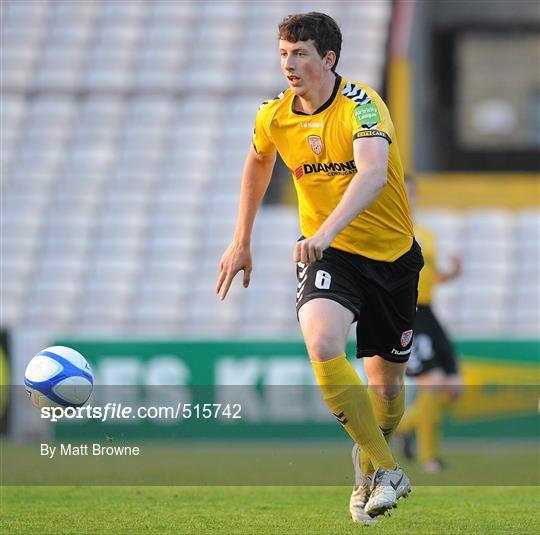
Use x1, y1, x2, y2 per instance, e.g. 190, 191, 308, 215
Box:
294, 166, 304, 179
308, 135, 323, 155
400, 329, 413, 347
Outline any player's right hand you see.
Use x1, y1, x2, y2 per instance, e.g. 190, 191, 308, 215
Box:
449, 255, 462, 278
216, 241, 252, 300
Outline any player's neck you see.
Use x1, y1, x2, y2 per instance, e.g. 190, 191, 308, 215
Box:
294, 72, 338, 115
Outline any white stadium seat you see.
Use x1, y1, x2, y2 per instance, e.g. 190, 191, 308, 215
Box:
1, 1, 536, 341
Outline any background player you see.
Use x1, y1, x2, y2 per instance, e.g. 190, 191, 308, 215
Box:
216, 12, 423, 522
396, 175, 463, 472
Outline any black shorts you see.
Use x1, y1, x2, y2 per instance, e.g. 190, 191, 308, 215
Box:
296, 240, 423, 363
405, 305, 458, 377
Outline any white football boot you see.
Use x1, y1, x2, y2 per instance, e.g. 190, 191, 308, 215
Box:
349, 444, 378, 525
364, 464, 412, 518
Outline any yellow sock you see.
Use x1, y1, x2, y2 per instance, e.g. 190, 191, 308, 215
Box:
311, 355, 396, 470
415, 389, 445, 463
397, 394, 422, 435
360, 386, 405, 475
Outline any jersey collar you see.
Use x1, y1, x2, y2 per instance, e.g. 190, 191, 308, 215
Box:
291, 74, 342, 116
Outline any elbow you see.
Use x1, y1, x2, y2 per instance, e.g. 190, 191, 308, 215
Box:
354, 166, 387, 194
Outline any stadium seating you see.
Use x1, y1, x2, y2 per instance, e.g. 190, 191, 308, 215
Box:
1, 0, 538, 342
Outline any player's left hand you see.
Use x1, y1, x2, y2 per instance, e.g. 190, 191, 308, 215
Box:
443, 373, 463, 401
293, 233, 333, 265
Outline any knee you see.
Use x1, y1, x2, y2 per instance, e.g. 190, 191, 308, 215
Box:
370, 381, 403, 400
365, 356, 406, 399
306, 334, 344, 362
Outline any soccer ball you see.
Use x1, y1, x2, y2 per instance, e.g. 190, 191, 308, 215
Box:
24, 346, 94, 408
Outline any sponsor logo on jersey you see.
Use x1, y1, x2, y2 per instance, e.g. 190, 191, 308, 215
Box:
301, 121, 323, 128
354, 103, 381, 126
293, 159, 357, 179
307, 135, 323, 155
353, 130, 391, 142
400, 329, 414, 347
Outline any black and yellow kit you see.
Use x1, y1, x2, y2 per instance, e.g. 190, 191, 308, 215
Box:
253, 75, 423, 362
253, 75, 414, 262
406, 225, 458, 375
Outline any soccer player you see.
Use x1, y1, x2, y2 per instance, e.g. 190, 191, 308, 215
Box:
396, 176, 463, 472
216, 13, 423, 522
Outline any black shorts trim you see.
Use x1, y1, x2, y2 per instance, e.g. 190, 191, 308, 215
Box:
296, 293, 360, 320
357, 349, 411, 364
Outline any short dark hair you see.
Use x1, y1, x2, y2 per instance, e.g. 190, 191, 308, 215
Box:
278, 12, 342, 72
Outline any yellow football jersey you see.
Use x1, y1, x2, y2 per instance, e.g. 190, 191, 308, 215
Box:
253, 76, 413, 262
414, 224, 436, 305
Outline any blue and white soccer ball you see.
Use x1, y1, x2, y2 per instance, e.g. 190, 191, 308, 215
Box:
24, 346, 94, 408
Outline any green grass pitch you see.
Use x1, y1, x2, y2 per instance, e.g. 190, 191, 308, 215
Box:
1, 485, 538, 534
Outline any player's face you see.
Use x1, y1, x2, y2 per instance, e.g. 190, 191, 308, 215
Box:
279, 39, 329, 96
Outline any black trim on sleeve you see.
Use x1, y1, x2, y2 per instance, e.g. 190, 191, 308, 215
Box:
252, 141, 276, 156
353, 130, 392, 144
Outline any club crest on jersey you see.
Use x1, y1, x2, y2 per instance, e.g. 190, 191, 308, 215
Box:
400, 329, 413, 347
307, 135, 323, 155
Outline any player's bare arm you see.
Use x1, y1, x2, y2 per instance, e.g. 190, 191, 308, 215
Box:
436, 255, 462, 283
293, 136, 389, 264
216, 145, 276, 300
